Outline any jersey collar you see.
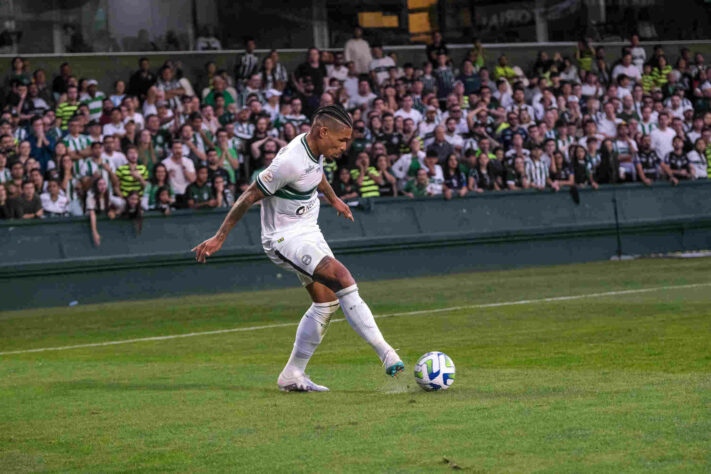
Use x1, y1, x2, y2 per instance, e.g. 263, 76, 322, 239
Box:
300, 135, 319, 163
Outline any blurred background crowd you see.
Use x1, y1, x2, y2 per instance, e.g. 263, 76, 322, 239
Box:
1, 1, 711, 246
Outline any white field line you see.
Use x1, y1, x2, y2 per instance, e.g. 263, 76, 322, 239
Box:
1, 282, 709, 356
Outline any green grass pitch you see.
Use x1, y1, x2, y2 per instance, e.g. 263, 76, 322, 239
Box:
1, 258, 710, 472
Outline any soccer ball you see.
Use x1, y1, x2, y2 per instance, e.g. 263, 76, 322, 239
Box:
414, 351, 455, 391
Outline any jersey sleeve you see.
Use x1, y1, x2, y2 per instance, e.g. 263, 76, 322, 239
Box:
255, 157, 295, 196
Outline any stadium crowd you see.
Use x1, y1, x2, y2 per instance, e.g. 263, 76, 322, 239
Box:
1, 29, 710, 244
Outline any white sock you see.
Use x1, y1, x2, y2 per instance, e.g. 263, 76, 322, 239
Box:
281, 301, 339, 378
336, 285, 393, 362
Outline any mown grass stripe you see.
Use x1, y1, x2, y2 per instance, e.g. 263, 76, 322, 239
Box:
1, 282, 708, 356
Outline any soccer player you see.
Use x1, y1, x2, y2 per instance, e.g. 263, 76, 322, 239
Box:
191, 105, 404, 392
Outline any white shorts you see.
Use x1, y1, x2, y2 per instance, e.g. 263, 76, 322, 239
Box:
263, 231, 334, 286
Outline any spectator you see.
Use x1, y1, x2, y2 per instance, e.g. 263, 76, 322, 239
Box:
505, 156, 530, 190
494, 55, 516, 82
156, 65, 185, 111
295, 48, 328, 95
427, 126, 454, 165
687, 137, 708, 179
394, 95, 422, 125
442, 153, 467, 199
103, 107, 126, 137
109, 80, 126, 107
369, 45, 395, 87
55, 85, 80, 130
423, 150, 444, 196
374, 154, 397, 197
40, 179, 68, 217
63, 117, 92, 161
0, 184, 17, 219
115, 145, 148, 197
80, 79, 106, 121
162, 140, 196, 207
635, 134, 674, 185
334, 166, 359, 201
102, 134, 128, 171
186, 165, 216, 209
16, 180, 43, 219
572, 145, 599, 189
612, 53, 642, 83
327, 51, 349, 82
82, 141, 117, 193
614, 123, 638, 179
142, 162, 173, 210
434, 53, 455, 106
127, 57, 156, 101
236, 37, 259, 85
205, 147, 231, 187
268, 50, 289, 89
629, 35, 646, 75
27, 116, 56, 173
351, 152, 382, 198
650, 112, 676, 161
551, 150, 575, 189
204, 75, 235, 108
344, 27, 373, 76
52, 62, 72, 99
666, 136, 691, 180
0, 152, 8, 183
402, 168, 431, 198
212, 174, 234, 208
154, 186, 175, 215
525, 146, 549, 191
426, 31, 448, 66
458, 60, 481, 95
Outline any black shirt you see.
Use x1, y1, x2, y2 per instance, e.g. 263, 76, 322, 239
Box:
635, 150, 661, 178
128, 70, 157, 99
295, 62, 327, 94
666, 151, 689, 171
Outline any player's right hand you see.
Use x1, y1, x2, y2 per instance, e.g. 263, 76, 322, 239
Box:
191, 235, 224, 263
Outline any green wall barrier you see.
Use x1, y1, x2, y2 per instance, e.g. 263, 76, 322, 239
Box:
2, 181, 710, 310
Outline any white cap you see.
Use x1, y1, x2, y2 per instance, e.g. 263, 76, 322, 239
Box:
266, 89, 282, 99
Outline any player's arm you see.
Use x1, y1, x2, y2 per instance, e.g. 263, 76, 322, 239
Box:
318, 172, 354, 222
191, 182, 265, 263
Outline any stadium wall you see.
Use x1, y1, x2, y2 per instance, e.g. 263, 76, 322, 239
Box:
8, 41, 711, 96
2, 181, 711, 310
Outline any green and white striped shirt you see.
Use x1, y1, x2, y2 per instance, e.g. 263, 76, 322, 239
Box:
80, 91, 106, 121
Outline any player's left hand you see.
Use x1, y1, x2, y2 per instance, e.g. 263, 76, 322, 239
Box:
191, 235, 224, 263
333, 198, 354, 222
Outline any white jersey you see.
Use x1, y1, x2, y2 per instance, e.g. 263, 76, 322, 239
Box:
255, 134, 323, 243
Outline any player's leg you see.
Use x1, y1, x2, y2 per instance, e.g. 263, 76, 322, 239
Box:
279, 281, 339, 389
312, 256, 404, 376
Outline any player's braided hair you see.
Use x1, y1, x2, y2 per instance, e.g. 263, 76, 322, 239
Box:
312, 104, 353, 129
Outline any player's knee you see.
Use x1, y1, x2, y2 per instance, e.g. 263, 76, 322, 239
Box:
313, 256, 355, 291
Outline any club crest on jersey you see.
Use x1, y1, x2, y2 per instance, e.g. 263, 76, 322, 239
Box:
304, 164, 318, 174
263, 170, 274, 182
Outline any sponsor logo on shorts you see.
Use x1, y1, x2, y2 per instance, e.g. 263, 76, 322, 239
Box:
302, 255, 312, 265
296, 206, 305, 215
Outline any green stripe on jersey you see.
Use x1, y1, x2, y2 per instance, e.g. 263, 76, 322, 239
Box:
300, 136, 319, 163
273, 188, 315, 200
255, 175, 272, 196
283, 184, 317, 197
